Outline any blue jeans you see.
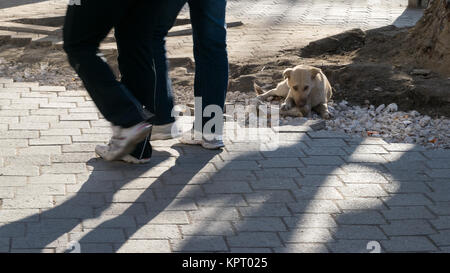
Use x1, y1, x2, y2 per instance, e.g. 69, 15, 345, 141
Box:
63, 0, 156, 128
151, 0, 229, 129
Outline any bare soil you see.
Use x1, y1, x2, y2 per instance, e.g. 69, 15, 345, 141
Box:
1, 24, 449, 118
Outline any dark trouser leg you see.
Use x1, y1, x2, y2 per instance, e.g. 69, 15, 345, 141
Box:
63, 0, 148, 128
188, 0, 229, 133
114, 1, 161, 160
150, 0, 187, 125
115, 1, 157, 120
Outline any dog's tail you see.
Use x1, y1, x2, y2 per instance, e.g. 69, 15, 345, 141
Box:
254, 82, 264, 95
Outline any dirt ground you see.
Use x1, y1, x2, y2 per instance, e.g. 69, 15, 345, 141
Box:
1, 25, 449, 118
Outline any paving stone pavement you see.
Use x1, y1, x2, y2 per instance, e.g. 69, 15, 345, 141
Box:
0, 0, 423, 60
1, 0, 448, 254
0, 78, 450, 253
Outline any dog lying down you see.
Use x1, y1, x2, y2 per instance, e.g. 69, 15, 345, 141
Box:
254, 65, 333, 119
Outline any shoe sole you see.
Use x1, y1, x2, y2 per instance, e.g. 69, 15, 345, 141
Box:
180, 139, 224, 150
107, 125, 153, 161
121, 155, 151, 164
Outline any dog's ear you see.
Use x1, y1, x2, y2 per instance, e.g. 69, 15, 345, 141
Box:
283, 68, 293, 80
310, 68, 321, 80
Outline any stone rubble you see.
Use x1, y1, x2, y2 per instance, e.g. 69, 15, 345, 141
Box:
226, 91, 450, 149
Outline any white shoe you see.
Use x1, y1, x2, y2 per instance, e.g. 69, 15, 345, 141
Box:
151, 121, 184, 141
95, 122, 152, 161
180, 129, 225, 150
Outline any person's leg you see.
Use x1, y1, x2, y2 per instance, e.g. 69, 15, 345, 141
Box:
150, 0, 188, 126
188, 0, 229, 133
114, 1, 157, 120
63, 0, 149, 128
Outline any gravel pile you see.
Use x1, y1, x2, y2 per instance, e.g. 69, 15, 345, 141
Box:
326, 101, 450, 149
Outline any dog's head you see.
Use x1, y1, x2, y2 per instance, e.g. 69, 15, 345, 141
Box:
283, 65, 321, 107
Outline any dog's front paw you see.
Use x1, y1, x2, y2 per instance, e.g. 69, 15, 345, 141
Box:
256, 95, 266, 101
280, 103, 291, 111
321, 112, 332, 120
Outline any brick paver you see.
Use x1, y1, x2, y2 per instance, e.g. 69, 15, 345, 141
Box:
1, 0, 447, 254
0, 82, 449, 254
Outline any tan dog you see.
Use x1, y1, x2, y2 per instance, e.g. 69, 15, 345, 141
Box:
255, 65, 333, 119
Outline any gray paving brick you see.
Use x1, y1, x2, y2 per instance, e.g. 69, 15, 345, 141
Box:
42, 163, 86, 174
430, 230, 450, 246
344, 154, 388, 163
172, 236, 228, 252
382, 236, 437, 252
339, 172, 388, 184
287, 200, 340, 214
0, 209, 39, 223
426, 160, 450, 169
0, 176, 27, 186
344, 145, 388, 154
75, 229, 126, 243
18, 146, 61, 155
382, 194, 432, 206
204, 181, 252, 193
126, 225, 181, 240
211, 170, 256, 181
250, 178, 298, 190
291, 187, 343, 200
117, 240, 171, 253
244, 191, 295, 203
0, 238, 9, 253
195, 194, 247, 207
341, 163, 386, 173
30, 174, 76, 184
258, 158, 305, 168
299, 166, 345, 176
339, 184, 388, 197
0, 222, 26, 237
295, 175, 344, 187
190, 207, 241, 221
301, 156, 345, 166
137, 211, 189, 224
327, 240, 375, 253
230, 247, 272, 253
274, 243, 329, 253
423, 150, 450, 159
430, 216, 450, 230
428, 204, 450, 216
254, 168, 302, 179
182, 221, 235, 236
78, 243, 114, 253
381, 220, 436, 236
336, 210, 387, 225
227, 232, 282, 248
239, 204, 291, 217
333, 225, 387, 240
96, 203, 146, 216
303, 147, 347, 156
4, 155, 51, 166
154, 184, 204, 198
214, 161, 260, 171
383, 182, 431, 194
280, 228, 333, 243
82, 215, 136, 229
233, 218, 287, 232
381, 206, 435, 220
0, 165, 39, 176
427, 169, 450, 179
